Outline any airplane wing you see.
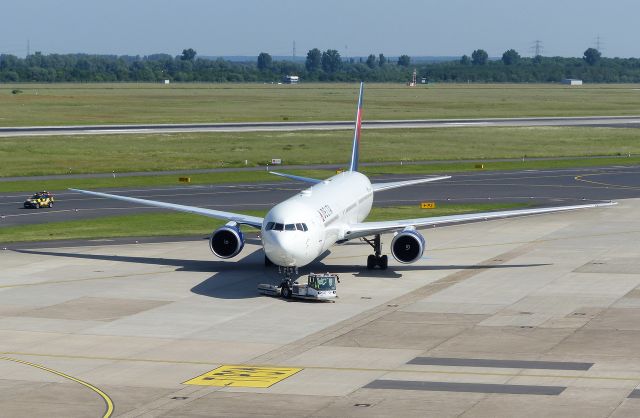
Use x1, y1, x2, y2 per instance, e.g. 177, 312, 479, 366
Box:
372, 176, 451, 192
342, 201, 616, 240
69, 188, 264, 229
269, 171, 322, 184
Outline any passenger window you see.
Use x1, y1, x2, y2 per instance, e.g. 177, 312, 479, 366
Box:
302, 223, 308, 231
285, 224, 296, 231
274, 223, 284, 231
266, 222, 275, 230
296, 223, 303, 231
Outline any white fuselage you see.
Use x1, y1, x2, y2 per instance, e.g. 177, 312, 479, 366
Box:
261, 171, 373, 267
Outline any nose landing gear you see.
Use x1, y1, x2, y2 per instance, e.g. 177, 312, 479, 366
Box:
278, 266, 298, 299
363, 234, 388, 270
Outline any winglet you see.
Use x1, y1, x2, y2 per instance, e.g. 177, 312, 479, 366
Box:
348, 82, 364, 172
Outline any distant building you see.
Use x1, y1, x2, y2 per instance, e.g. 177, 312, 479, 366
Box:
163, 79, 170, 84
561, 79, 582, 86
283, 75, 299, 84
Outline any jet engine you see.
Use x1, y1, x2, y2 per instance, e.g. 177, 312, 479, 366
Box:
390, 227, 425, 264
209, 222, 244, 259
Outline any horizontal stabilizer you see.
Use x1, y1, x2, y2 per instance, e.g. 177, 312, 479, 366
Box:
269, 171, 322, 184
372, 175, 451, 192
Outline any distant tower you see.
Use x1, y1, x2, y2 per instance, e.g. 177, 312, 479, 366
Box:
531, 40, 543, 57
595, 34, 603, 53
292, 40, 296, 59
27, 39, 30, 57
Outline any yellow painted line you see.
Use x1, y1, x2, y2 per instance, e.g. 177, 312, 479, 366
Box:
575, 174, 640, 190
3, 352, 639, 383
184, 365, 302, 388
0, 355, 114, 418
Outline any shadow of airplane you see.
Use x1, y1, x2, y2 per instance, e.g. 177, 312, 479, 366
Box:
14, 248, 550, 300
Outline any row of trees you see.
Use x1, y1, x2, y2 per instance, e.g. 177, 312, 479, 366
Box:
1, 47, 638, 83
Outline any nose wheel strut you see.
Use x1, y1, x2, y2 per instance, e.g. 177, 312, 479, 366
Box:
363, 234, 388, 270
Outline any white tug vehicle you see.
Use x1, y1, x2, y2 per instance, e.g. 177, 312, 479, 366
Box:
258, 273, 339, 302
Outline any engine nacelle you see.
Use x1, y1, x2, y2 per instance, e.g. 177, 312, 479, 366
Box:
209, 222, 244, 259
391, 227, 425, 264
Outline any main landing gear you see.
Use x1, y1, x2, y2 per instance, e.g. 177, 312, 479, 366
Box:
363, 234, 388, 270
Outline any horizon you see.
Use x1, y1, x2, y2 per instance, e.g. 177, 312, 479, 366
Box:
2, 0, 638, 59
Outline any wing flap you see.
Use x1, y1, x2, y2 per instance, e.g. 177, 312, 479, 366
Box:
343, 201, 616, 240
69, 188, 263, 228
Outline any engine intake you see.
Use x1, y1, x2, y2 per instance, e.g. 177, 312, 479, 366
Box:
209, 222, 244, 259
391, 227, 425, 264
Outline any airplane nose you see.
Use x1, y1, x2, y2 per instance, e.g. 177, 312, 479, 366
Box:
263, 231, 309, 267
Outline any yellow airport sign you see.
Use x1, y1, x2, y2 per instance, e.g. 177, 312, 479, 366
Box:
421, 202, 436, 209
179, 177, 191, 183
475, 164, 484, 169
184, 365, 303, 388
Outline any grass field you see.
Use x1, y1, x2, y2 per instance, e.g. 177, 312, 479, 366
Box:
2, 126, 639, 178
0, 203, 527, 243
2, 83, 640, 126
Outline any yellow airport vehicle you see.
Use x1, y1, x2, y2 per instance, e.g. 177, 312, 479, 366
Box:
23, 191, 55, 209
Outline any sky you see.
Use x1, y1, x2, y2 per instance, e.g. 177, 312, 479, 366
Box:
2, 0, 639, 58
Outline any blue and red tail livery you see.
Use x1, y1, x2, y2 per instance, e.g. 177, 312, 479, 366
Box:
348, 82, 364, 172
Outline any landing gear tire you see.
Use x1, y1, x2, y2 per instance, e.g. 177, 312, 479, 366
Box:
281, 284, 292, 299
380, 255, 388, 270
367, 255, 375, 269
364, 235, 388, 270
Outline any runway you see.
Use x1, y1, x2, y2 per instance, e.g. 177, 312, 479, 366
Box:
1, 198, 639, 417
1, 165, 639, 229
2, 115, 640, 137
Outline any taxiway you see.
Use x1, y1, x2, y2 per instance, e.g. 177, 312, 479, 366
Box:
1, 165, 639, 228
0, 198, 639, 417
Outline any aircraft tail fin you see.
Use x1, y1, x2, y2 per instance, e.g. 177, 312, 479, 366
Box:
348, 82, 364, 172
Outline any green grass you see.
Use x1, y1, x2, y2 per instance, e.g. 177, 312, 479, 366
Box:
2, 126, 640, 178
1, 83, 640, 127
0, 203, 528, 244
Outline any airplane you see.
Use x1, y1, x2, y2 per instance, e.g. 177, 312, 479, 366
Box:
71, 82, 615, 290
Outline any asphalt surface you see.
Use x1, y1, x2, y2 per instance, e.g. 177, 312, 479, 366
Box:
1, 165, 638, 229
2, 115, 640, 137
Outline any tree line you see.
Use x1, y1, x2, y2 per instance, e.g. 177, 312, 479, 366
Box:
2, 47, 640, 83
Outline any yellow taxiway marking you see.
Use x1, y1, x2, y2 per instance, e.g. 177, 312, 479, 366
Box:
0, 355, 114, 418
3, 352, 640, 384
574, 173, 640, 190
183, 365, 303, 388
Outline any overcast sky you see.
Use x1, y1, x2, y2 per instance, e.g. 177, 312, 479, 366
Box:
2, 0, 638, 58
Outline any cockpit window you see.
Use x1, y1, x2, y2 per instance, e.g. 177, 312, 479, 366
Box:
267, 222, 308, 232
